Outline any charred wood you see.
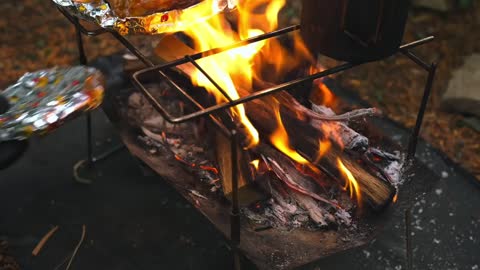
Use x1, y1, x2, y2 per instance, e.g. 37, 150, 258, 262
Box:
154, 36, 396, 210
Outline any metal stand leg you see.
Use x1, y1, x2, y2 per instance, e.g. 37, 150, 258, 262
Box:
72, 19, 125, 183
86, 112, 94, 167
405, 208, 413, 270
230, 131, 241, 270
401, 48, 438, 160
407, 63, 437, 160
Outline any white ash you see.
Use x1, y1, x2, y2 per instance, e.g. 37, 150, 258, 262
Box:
128, 90, 359, 231
335, 208, 352, 226
129, 90, 222, 193
311, 104, 369, 150
384, 160, 404, 186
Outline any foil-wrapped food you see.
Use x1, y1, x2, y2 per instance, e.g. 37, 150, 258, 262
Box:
108, 0, 201, 17
52, 0, 237, 35
0, 66, 104, 141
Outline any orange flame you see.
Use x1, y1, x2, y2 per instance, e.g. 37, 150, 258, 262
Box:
270, 100, 309, 164
314, 140, 331, 164
337, 158, 362, 207
181, 1, 279, 148
179, 1, 364, 205
315, 82, 335, 107
308, 66, 336, 107
250, 159, 260, 170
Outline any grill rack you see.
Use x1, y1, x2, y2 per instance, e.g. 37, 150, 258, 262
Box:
58, 6, 437, 269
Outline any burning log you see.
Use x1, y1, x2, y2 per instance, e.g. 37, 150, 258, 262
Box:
241, 93, 394, 209
154, 35, 395, 210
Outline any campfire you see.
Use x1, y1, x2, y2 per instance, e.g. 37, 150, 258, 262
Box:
54, 0, 438, 268
129, 0, 403, 229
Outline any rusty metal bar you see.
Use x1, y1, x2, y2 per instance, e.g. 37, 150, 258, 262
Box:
186, 56, 233, 102
230, 130, 241, 270
407, 62, 437, 160
108, 31, 233, 137
58, 7, 108, 36
132, 36, 434, 126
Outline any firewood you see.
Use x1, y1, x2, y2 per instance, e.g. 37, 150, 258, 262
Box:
247, 97, 394, 208
257, 143, 341, 209
153, 35, 396, 210
215, 131, 266, 205
288, 190, 333, 226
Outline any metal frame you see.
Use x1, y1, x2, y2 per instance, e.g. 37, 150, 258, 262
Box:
70, 15, 124, 178
59, 7, 437, 269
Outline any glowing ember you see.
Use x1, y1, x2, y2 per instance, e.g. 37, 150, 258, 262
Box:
337, 158, 362, 207
392, 192, 398, 203
199, 165, 219, 175
175, 154, 219, 174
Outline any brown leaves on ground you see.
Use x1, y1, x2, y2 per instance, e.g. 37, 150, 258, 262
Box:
336, 3, 480, 181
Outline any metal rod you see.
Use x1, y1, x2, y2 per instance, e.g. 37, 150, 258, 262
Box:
399, 36, 435, 50
85, 113, 94, 166
405, 208, 413, 270
407, 62, 437, 160
186, 56, 234, 102
134, 25, 302, 76
200, 24, 300, 58
230, 130, 241, 270
74, 19, 95, 167
401, 50, 431, 71
134, 62, 356, 124
132, 36, 435, 125
75, 18, 88, 65
92, 144, 125, 163
108, 31, 233, 136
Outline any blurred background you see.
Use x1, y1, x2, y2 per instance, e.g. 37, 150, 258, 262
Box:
1, 0, 478, 181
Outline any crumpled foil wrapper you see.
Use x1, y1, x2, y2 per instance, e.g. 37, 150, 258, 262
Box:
52, 0, 237, 35
0, 66, 104, 141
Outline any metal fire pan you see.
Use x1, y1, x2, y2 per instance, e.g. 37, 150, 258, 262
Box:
96, 55, 440, 269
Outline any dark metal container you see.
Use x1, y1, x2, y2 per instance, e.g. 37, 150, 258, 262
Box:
300, 0, 411, 62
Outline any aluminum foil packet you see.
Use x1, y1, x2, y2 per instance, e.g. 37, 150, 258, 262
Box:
52, 0, 237, 35
0, 66, 104, 141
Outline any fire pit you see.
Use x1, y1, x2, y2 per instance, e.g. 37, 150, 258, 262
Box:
53, 1, 439, 269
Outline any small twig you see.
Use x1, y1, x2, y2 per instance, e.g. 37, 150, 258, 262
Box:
310, 108, 379, 122
53, 252, 73, 270
65, 225, 86, 270
32, 226, 59, 256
